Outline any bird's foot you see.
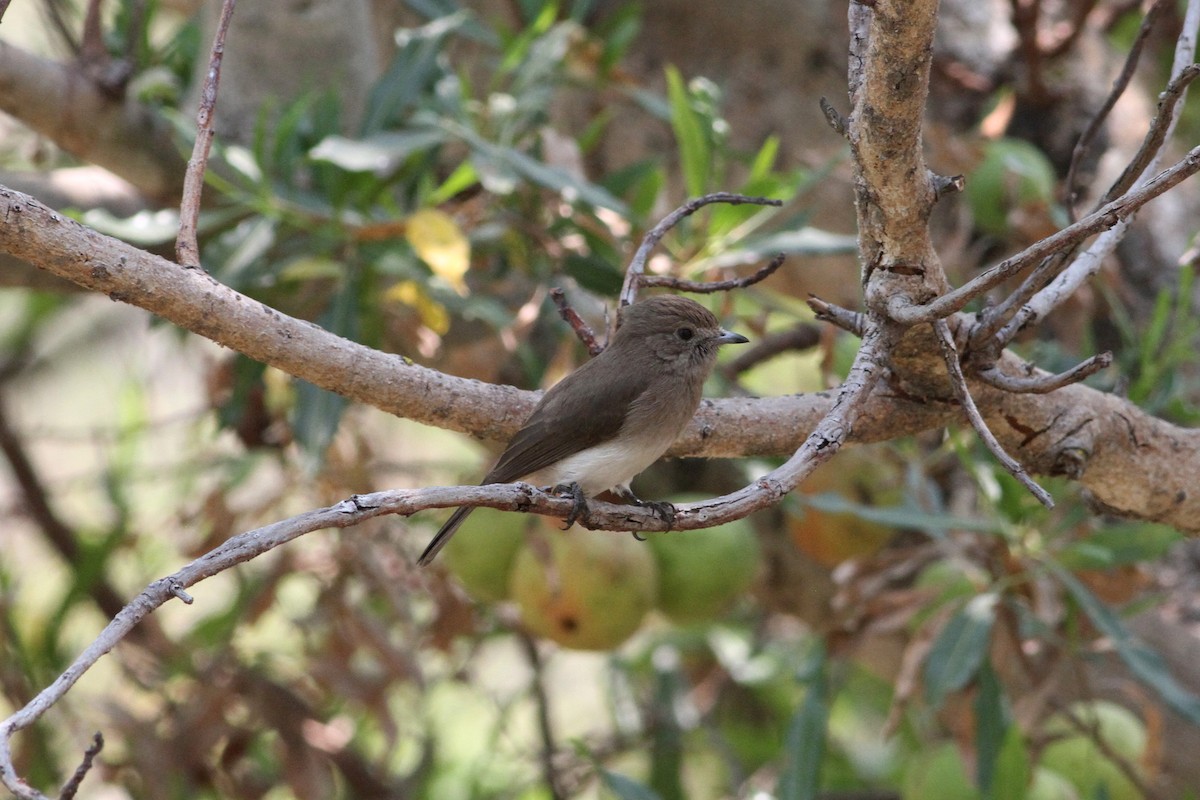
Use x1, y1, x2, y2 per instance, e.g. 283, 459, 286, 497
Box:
613, 487, 675, 540
551, 482, 589, 529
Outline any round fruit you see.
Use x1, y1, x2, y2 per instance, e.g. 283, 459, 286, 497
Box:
786, 448, 899, 567
901, 742, 980, 800
648, 499, 760, 624
1040, 700, 1147, 800
441, 509, 530, 602
966, 137, 1057, 236
1027, 767, 1079, 800
510, 527, 658, 650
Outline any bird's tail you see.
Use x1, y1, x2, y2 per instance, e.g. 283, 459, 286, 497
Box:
417, 506, 475, 566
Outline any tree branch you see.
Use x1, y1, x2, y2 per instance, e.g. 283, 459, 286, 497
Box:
0, 42, 185, 202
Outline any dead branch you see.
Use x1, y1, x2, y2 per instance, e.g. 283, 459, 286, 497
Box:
636, 252, 786, 294
617, 193, 782, 307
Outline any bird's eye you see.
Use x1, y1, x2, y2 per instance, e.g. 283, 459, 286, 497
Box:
676, 326, 694, 341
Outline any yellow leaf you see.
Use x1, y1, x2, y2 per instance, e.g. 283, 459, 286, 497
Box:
384, 280, 450, 335
405, 208, 470, 294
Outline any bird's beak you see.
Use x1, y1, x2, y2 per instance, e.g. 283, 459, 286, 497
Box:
715, 329, 750, 345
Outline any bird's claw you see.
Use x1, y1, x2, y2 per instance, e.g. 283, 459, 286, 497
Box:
552, 482, 589, 529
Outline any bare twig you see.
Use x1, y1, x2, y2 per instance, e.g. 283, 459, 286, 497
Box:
1064, 0, 1169, 218
617, 193, 782, 307
976, 352, 1113, 394
932, 173, 965, 200
819, 96, 849, 138
807, 296, 867, 336
518, 633, 565, 800
637, 253, 786, 294
933, 319, 1054, 507
176, 0, 237, 268
58, 733, 102, 800
1096, 63, 1200, 210
888, 144, 1200, 325
549, 288, 603, 356
989, 0, 1200, 341
1010, 0, 1049, 103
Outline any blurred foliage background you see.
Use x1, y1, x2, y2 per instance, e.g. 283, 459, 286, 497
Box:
1, 0, 1200, 798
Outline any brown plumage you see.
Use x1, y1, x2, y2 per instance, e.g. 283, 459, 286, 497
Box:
418, 295, 748, 566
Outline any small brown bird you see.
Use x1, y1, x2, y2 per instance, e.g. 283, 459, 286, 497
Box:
417, 294, 749, 566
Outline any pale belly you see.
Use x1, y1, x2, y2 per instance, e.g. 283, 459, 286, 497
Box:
522, 432, 678, 496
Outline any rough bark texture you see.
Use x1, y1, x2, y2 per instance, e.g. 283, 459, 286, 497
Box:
1, 184, 1197, 532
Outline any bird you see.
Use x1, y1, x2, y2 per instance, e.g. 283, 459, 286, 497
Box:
417, 294, 749, 566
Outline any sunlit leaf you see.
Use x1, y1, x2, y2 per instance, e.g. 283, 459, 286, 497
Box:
385, 279, 451, 334
309, 129, 448, 174
405, 208, 471, 294
665, 65, 709, 196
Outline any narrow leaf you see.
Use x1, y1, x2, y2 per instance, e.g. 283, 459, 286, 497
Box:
924, 592, 999, 709
665, 65, 709, 196
1055, 566, 1200, 725
599, 770, 663, 800
777, 649, 828, 800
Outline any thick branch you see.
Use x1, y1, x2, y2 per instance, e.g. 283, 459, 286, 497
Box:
0, 43, 185, 202
0, 184, 1198, 532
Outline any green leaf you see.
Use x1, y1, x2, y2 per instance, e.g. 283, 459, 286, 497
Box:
1057, 522, 1183, 570
1054, 566, 1200, 726
800, 492, 1009, 535
309, 129, 448, 174
599, 770, 663, 800
776, 646, 828, 800
665, 65, 710, 196
564, 253, 624, 295
924, 592, 999, 709
361, 11, 468, 135
648, 650, 685, 800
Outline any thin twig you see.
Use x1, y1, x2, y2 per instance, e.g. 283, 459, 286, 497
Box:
1064, 0, 1169, 218
58, 733, 103, 800
548, 288, 603, 356
637, 253, 786, 294
933, 319, 1054, 507
976, 352, 1112, 394
819, 96, 849, 138
518, 633, 565, 800
617, 193, 782, 307
992, 0, 1200, 341
887, 144, 1200, 325
176, 0, 238, 268
1096, 63, 1200, 210
807, 295, 867, 336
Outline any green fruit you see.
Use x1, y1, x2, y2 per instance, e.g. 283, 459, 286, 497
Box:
441, 509, 530, 602
1040, 701, 1147, 800
1027, 767, 1079, 800
510, 529, 658, 650
901, 743, 980, 800
648, 499, 760, 624
966, 137, 1057, 235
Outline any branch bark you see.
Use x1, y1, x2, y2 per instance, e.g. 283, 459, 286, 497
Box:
0, 42, 185, 202
0, 184, 1197, 530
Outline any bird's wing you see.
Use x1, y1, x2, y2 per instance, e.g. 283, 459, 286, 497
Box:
483, 355, 650, 484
